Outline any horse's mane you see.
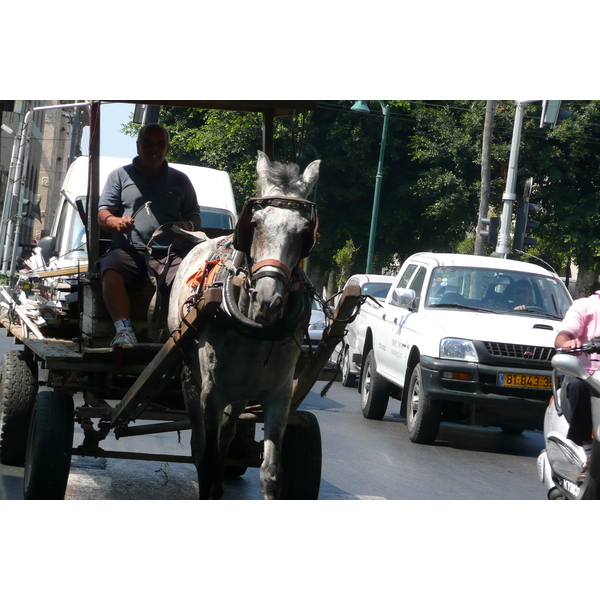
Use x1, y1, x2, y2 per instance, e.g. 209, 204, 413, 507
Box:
260, 161, 303, 195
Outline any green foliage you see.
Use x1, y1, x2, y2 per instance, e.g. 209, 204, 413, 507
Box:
333, 239, 359, 287
138, 100, 600, 279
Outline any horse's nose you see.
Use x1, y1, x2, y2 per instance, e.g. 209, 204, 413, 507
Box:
255, 292, 283, 324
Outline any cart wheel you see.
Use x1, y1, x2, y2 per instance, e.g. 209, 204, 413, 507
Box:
280, 411, 322, 500
224, 422, 256, 479
0, 350, 38, 466
23, 391, 74, 500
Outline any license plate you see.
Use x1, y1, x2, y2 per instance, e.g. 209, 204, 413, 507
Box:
497, 372, 552, 389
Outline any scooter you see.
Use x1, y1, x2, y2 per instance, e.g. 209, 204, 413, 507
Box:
538, 340, 600, 499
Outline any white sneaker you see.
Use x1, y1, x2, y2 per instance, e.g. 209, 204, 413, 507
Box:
110, 326, 138, 348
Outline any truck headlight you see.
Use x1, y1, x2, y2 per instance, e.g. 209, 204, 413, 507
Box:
440, 338, 478, 362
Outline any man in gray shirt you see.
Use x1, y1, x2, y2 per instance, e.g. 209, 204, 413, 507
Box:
97, 123, 202, 347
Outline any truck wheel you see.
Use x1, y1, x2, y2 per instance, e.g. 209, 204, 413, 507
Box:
341, 346, 357, 387
280, 411, 322, 499
360, 350, 389, 420
406, 363, 441, 444
0, 350, 38, 466
23, 391, 74, 500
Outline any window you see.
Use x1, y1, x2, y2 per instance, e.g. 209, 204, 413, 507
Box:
425, 266, 571, 319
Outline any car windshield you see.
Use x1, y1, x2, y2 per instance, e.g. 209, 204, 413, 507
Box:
425, 266, 572, 319
361, 282, 392, 298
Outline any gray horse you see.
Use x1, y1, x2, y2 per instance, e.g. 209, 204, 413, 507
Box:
168, 151, 320, 499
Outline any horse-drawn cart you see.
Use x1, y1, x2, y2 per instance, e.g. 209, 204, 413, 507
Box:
0, 100, 363, 499
0, 275, 360, 499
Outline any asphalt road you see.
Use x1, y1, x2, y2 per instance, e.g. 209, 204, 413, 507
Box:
0, 320, 546, 500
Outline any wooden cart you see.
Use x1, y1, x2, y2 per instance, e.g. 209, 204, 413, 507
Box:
0, 272, 360, 499
0, 100, 361, 499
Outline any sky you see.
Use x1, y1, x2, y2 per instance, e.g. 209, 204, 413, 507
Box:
81, 102, 138, 159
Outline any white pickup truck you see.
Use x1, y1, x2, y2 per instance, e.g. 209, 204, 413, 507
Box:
356, 252, 573, 443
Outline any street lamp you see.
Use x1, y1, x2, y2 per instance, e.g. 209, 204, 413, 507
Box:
351, 100, 390, 274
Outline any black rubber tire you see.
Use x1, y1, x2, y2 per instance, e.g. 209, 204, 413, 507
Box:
341, 346, 357, 387
23, 391, 74, 500
280, 411, 322, 499
0, 350, 38, 466
500, 425, 524, 436
224, 422, 255, 479
579, 438, 600, 500
406, 363, 441, 444
360, 350, 389, 420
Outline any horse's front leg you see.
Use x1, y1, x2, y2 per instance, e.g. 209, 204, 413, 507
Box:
260, 394, 293, 500
182, 353, 226, 500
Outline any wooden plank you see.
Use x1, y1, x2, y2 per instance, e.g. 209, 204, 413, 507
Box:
0, 289, 44, 339
32, 264, 88, 278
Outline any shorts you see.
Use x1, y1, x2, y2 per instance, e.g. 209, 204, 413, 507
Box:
97, 246, 185, 292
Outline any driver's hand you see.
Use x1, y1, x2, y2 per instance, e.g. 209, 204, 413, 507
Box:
113, 215, 135, 233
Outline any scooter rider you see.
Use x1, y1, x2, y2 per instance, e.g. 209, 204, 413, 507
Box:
554, 288, 600, 447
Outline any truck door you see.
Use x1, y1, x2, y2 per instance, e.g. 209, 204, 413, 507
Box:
377, 265, 426, 386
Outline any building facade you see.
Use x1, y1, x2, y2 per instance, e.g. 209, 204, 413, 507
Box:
0, 100, 87, 269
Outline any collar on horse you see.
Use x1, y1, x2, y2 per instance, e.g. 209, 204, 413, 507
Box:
184, 236, 312, 342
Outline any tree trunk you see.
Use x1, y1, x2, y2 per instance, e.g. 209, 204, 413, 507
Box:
474, 100, 497, 256
326, 270, 337, 302
575, 269, 600, 299
307, 264, 324, 299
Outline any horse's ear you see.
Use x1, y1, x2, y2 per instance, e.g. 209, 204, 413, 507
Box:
256, 150, 271, 186
302, 159, 321, 198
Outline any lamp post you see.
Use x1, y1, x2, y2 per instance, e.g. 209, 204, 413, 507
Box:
351, 101, 390, 274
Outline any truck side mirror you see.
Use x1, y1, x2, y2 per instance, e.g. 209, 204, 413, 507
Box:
37, 235, 57, 265
390, 287, 415, 309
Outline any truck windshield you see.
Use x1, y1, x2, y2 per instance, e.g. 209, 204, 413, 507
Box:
425, 266, 572, 319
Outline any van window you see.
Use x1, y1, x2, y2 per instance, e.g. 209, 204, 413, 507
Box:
56, 195, 87, 261
200, 207, 234, 229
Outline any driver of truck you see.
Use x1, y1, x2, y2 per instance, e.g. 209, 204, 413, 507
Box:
97, 123, 202, 348
505, 279, 533, 311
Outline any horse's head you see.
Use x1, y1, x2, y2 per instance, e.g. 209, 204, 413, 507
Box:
234, 151, 320, 325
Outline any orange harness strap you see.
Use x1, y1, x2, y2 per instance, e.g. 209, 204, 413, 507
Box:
186, 259, 221, 291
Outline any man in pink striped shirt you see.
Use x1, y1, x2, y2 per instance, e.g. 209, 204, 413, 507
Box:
554, 290, 600, 445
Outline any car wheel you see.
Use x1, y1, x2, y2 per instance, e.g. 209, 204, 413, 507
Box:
341, 346, 357, 387
406, 363, 441, 444
360, 350, 389, 420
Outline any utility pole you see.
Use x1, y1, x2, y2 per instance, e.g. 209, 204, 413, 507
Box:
474, 100, 496, 256
496, 100, 531, 257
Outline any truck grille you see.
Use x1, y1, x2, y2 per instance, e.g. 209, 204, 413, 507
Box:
483, 342, 555, 363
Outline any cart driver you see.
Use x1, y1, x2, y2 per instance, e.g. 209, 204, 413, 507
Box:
97, 123, 202, 348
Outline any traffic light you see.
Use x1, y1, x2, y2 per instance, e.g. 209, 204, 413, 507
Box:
513, 198, 542, 252
540, 100, 573, 128
479, 216, 499, 246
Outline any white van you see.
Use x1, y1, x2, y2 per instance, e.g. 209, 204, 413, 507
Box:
41, 155, 237, 269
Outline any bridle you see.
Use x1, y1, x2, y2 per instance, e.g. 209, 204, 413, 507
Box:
233, 195, 318, 290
